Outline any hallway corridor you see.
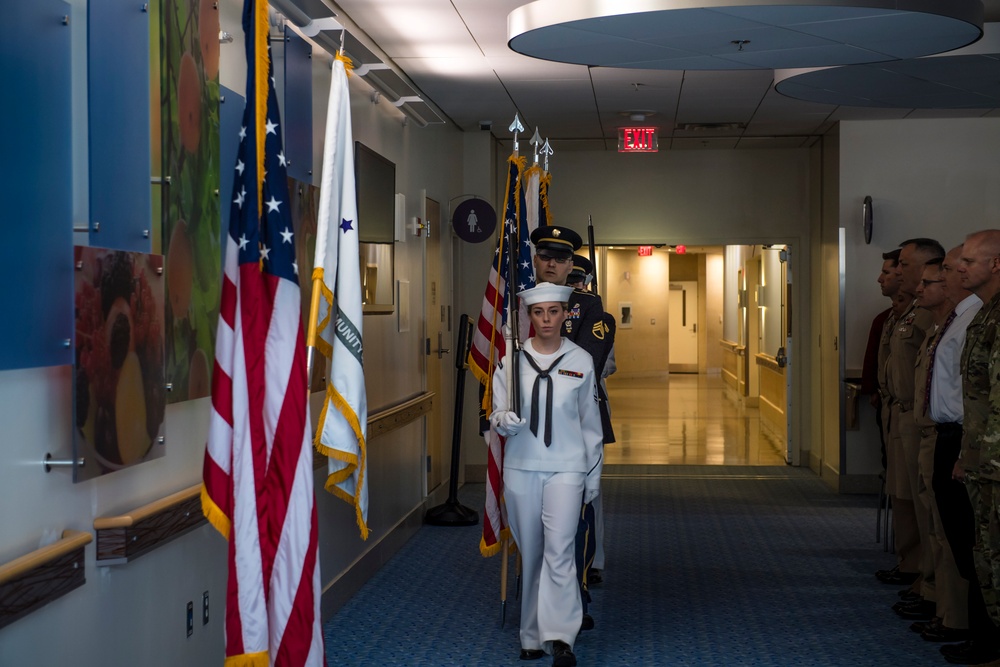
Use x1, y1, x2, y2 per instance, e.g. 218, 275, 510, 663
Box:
318, 375, 939, 666
605, 373, 786, 467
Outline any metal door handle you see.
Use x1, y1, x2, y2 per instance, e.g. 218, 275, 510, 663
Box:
436, 331, 450, 359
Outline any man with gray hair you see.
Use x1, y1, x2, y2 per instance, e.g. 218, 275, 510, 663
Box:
941, 230, 1000, 665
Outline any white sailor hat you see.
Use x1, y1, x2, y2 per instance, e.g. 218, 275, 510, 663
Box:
519, 282, 574, 305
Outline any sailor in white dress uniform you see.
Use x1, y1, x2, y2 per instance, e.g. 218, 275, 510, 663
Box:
491, 282, 604, 667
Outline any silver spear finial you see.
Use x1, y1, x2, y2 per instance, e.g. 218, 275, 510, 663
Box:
509, 114, 525, 155
540, 138, 554, 172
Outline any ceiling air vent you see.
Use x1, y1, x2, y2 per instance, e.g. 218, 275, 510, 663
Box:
675, 122, 747, 131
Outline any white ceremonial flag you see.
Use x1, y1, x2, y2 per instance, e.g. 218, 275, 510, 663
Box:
312, 54, 369, 539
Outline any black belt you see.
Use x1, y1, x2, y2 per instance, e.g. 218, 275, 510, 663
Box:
936, 422, 962, 434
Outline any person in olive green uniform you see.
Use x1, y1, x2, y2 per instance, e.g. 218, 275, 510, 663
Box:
883, 239, 944, 621
943, 230, 1000, 666
911, 257, 975, 640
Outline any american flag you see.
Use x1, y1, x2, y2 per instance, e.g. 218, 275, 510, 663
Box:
201, 1, 324, 664
468, 154, 535, 556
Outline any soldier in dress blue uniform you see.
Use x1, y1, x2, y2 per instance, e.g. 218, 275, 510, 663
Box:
568, 254, 617, 588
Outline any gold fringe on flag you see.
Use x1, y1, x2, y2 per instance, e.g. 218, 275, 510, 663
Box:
253, 0, 270, 214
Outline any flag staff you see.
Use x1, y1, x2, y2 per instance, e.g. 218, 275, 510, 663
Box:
530, 127, 541, 165
588, 215, 598, 293
305, 282, 324, 382
499, 112, 526, 628
541, 138, 553, 173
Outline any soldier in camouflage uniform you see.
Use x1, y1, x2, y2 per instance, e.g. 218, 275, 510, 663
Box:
946, 230, 1000, 665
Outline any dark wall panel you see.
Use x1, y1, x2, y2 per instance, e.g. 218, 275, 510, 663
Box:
284, 31, 313, 184
88, 0, 152, 252
1, 1, 74, 370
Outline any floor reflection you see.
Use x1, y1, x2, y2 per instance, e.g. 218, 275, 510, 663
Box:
604, 373, 786, 466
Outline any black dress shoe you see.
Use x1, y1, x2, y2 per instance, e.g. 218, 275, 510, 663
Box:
552, 641, 577, 667
896, 600, 936, 620
588, 568, 603, 586
941, 639, 1000, 664
580, 613, 594, 631
898, 588, 922, 601
519, 649, 545, 661
892, 598, 924, 613
875, 565, 899, 580
880, 569, 920, 585
922, 625, 971, 643
910, 617, 941, 634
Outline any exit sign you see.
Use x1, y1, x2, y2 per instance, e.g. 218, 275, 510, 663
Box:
637, 246, 653, 256
618, 127, 658, 153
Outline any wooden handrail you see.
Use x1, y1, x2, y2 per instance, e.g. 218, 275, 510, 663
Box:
314, 391, 435, 470
0, 530, 91, 586
93, 485, 205, 564
93, 484, 201, 530
720, 340, 745, 355
368, 392, 435, 440
755, 352, 784, 374
0, 529, 91, 630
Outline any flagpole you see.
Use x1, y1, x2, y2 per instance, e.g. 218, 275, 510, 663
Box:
499, 113, 525, 629
500, 535, 510, 627
305, 276, 324, 383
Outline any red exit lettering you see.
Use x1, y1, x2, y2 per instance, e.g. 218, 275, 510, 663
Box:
618, 127, 658, 153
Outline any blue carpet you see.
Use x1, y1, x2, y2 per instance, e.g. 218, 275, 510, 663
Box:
323, 466, 942, 666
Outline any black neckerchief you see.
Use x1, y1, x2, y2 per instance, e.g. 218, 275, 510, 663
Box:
521, 349, 566, 446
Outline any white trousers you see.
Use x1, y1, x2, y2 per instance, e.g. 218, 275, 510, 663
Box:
592, 491, 605, 570
505, 468, 584, 652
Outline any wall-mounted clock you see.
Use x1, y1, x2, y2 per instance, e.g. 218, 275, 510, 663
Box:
862, 195, 873, 244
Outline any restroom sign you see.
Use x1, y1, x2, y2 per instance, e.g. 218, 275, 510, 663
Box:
618, 127, 658, 153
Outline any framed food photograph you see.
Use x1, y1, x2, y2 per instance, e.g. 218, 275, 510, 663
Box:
73, 247, 166, 481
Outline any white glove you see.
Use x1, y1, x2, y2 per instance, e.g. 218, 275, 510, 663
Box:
584, 486, 600, 504
490, 410, 526, 437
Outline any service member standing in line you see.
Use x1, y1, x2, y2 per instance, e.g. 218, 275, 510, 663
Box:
943, 230, 1000, 666
881, 238, 945, 614
910, 255, 977, 641
568, 255, 616, 586
491, 282, 604, 667
862, 249, 901, 471
916, 246, 986, 648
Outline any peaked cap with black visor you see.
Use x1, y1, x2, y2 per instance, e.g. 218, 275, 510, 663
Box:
530, 225, 583, 260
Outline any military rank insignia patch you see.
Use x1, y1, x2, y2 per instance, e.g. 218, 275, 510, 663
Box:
592, 322, 606, 340
558, 369, 583, 378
